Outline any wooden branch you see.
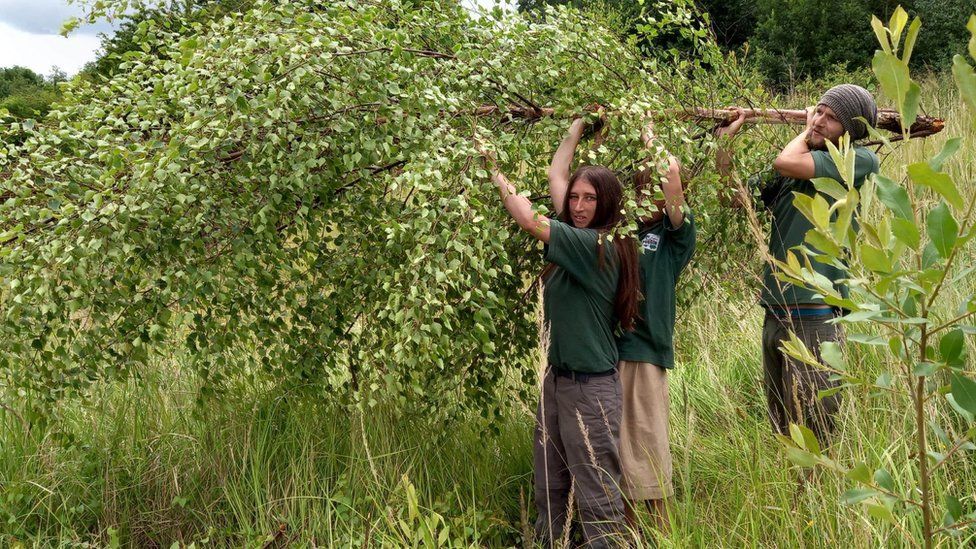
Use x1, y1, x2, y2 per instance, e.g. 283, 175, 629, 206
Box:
333, 47, 455, 60
472, 105, 554, 120
150, 101, 952, 176
468, 104, 944, 140
682, 107, 944, 138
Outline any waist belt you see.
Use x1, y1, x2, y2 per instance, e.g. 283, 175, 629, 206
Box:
767, 306, 836, 320
551, 366, 616, 382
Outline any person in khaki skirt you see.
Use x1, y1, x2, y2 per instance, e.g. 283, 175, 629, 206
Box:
615, 115, 696, 533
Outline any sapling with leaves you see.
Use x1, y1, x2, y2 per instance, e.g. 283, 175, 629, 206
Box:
771, 7, 976, 547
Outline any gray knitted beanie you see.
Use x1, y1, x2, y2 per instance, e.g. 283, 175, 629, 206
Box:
817, 84, 878, 141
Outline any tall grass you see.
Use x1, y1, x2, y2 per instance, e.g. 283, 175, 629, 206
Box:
2, 79, 975, 547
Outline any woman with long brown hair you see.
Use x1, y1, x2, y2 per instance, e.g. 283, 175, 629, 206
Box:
478, 117, 639, 548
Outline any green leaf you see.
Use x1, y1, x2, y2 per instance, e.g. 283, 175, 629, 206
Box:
817, 386, 843, 400
940, 329, 965, 364
888, 6, 908, 50
929, 137, 963, 172
847, 463, 872, 484
946, 495, 963, 522
813, 178, 848, 202
865, 502, 896, 523
968, 15, 976, 61
841, 488, 880, 505
927, 202, 959, 259
908, 162, 964, 210
875, 372, 893, 389
914, 361, 940, 376
892, 218, 920, 249
903, 81, 921, 134
947, 394, 976, 422
849, 333, 887, 346
845, 309, 882, 323
860, 244, 892, 273
820, 341, 845, 371
790, 423, 821, 455
922, 241, 941, 269
953, 55, 976, 119
872, 52, 913, 133
931, 421, 952, 445
875, 175, 913, 219
59, 17, 80, 37
811, 194, 830, 229
902, 17, 921, 64
871, 16, 892, 54
950, 374, 976, 416
874, 468, 895, 492
805, 229, 842, 257
784, 446, 818, 468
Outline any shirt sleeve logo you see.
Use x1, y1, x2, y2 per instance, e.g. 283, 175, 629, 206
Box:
642, 233, 661, 252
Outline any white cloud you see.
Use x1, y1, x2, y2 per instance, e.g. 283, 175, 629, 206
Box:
0, 0, 113, 35
0, 0, 516, 77
0, 21, 102, 76
0, 0, 112, 34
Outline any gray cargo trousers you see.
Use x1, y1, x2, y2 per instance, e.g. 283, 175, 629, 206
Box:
534, 368, 625, 548
762, 310, 844, 446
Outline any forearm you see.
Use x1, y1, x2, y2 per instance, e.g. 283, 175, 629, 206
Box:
548, 130, 582, 214
640, 122, 684, 223
716, 147, 733, 182
662, 159, 686, 227
716, 143, 746, 207
772, 131, 815, 179
780, 130, 810, 158
492, 170, 550, 241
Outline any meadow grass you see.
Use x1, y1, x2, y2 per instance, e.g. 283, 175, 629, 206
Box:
2, 79, 976, 547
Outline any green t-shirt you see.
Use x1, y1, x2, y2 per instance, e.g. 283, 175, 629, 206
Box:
616, 213, 696, 368
543, 219, 620, 373
753, 147, 879, 308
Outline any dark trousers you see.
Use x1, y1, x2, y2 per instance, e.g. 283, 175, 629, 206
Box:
534, 369, 625, 548
762, 311, 844, 446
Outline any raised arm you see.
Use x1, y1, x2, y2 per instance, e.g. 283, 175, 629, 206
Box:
549, 118, 586, 216
641, 115, 685, 227
478, 141, 550, 243
714, 107, 749, 208
771, 107, 816, 180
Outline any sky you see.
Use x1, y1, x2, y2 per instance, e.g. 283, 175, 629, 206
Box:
0, 0, 515, 78
0, 0, 116, 76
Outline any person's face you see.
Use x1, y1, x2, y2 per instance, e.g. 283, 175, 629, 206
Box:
568, 179, 598, 228
806, 104, 846, 150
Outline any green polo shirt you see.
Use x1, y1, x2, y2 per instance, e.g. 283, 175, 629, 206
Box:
753, 147, 879, 308
616, 213, 696, 368
543, 219, 620, 373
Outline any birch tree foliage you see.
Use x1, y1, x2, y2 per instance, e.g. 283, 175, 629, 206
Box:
0, 0, 732, 422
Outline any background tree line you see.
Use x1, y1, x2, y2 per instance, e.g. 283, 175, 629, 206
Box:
0, 66, 65, 119
519, 0, 973, 88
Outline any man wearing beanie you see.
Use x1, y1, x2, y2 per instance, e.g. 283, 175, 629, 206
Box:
715, 84, 880, 446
